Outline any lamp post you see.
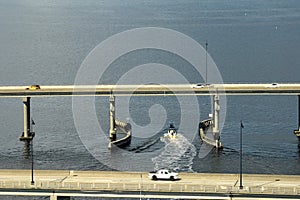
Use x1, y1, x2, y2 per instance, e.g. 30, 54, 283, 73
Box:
239, 120, 244, 189
30, 118, 35, 185
205, 40, 208, 84
31, 139, 34, 185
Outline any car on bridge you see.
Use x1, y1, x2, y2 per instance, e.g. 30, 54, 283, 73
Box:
266, 83, 280, 88
192, 83, 211, 88
148, 169, 179, 181
26, 84, 41, 90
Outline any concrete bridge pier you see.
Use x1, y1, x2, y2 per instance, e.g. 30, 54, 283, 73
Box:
19, 97, 35, 159
294, 95, 300, 148
50, 195, 70, 200
19, 97, 35, 141
109, 95, 116, 143
107, 95, 132, 149
212, 95, 222, 148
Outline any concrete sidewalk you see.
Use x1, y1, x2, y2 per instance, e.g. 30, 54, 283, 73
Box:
0, 169, 299, 196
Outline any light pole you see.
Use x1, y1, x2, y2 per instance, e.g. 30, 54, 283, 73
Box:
205, 40, 208, 84
239, 120, 244, 189
30, 119, 35, 185
31, 139, 34, 185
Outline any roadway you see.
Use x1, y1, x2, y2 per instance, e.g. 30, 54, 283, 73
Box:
0, 169, 299, 199
1, 83, 300, 97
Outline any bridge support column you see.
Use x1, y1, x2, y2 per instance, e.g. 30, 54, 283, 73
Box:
213, 95, 219, 134
294, 95, 300, 148
50, 195, 70, 200
213, 95, 222, 148
20, 97, 35, 141
109, 95, 116, 143
50, 195, 56, 200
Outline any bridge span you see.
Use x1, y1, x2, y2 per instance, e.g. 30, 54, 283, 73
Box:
1, 83, 300, 148
0, 169, 299, 199
1, 83, 300, 97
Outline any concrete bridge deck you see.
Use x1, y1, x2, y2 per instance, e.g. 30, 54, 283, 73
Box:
0, 170, 299, 199
1, 83, 300, 97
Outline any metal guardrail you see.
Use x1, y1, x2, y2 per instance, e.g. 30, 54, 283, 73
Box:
0, 180, 299, 196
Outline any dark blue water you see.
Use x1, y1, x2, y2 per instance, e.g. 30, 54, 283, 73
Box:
0, 0, 300, 199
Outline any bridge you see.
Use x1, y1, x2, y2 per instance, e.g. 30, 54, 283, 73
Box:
1, 84, 300, 199
1, 83, 300, 148
0, 169, 299, 200
1, 83, 300, 97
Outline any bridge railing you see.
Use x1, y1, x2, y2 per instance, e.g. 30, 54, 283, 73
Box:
0, 180, 299, 196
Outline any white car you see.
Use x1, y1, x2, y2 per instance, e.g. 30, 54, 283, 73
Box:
266, 83, 279, 88
192, 83, 210, 88
148, 169, 179, 181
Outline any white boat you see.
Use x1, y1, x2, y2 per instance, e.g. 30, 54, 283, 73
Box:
164, 122, 177, 139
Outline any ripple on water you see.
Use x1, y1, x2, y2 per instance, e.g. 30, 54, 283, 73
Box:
152, 133, 197, 172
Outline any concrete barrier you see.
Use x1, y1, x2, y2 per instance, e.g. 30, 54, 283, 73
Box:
111, 120, 132, 148
199, 119, 222, 147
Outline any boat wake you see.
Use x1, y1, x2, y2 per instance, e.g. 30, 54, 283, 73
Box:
152, 133, 196, 172
128, 136, 162, 153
